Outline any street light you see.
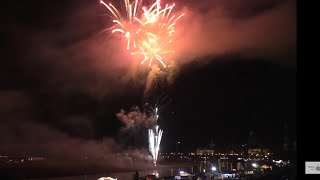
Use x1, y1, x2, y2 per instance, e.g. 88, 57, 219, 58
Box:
211, 166, 217, 171
252, 163, 258, 168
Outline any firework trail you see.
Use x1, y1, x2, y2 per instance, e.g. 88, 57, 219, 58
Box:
144, 93, 171, 116
144, 95, 170, 166
100, 0, 184, 68
147, 103, 162, 166
145, 103, 162, 166
148, 125, 163, 166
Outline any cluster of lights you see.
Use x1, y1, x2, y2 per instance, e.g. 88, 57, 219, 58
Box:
97, 177, 117, 180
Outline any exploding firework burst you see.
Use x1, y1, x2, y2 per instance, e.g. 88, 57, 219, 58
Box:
100, 0, 184, 68
100, 0, 143, 50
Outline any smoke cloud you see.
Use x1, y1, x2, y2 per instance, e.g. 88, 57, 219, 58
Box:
144, 66, 163, 96
116, 106, 155, 130
116, 106, 156, 148
172, 0, 296, 66
0, 91, 153, 174
2, 0, 296, 100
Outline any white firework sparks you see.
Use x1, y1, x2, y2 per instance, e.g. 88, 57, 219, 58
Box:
148, 125, 163, 166
145, 96, 170, 166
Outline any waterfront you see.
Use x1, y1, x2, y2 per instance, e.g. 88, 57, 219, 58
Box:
24, 158, 295, 180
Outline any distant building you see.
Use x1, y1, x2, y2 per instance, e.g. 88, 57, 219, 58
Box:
27, 156, 45, 161
195, 141, 215, 155
248, 130, 258, 147
196, 148, 214, 155
225, 144, 245, 155
248, 148, 271, 157
248, 148, 261, 156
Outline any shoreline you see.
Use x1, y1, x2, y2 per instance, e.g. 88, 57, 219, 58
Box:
0, 161, 191, 179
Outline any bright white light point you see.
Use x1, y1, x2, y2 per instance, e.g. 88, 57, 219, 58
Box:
212, 167, 217, 171
252, 163, 258, 168
149, 16, 156, 23
125, 32, 130, 38
179, 171, 184, 174
149, 39, 155, 43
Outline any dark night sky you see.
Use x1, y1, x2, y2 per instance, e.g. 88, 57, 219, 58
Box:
0, 0, 296, 154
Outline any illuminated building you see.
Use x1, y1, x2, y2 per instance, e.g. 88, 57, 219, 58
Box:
196, 141, 215, 155
248, 148, 262, 156
248, 130, 258, 148
196, 148, 214, 155
27, 156, 45, 161
248, 148, 271, 157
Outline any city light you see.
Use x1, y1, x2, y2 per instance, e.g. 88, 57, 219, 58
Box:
97, 177, 117, 180
252, 163, 258, 168
275, 160, 283, 164
211, 166, 217, 171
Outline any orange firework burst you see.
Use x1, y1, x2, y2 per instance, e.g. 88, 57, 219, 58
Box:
100, 0, 184, 68
100, 0, 143, 50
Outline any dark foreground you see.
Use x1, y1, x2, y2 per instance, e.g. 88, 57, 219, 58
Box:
0, 161, 191, 180
0, 164, 296, 180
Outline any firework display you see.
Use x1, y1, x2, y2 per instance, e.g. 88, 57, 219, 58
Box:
148, 105, 162, 166
148, 125, 163, 166
100, 0, 184, 68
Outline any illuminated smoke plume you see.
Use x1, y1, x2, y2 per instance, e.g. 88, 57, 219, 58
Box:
116, 106, 156, 149
0, 91, 154, 174
115, 104, 165, 166
1, 0, 295, 105
172, 0, 296, 66
116, 106, 155, 130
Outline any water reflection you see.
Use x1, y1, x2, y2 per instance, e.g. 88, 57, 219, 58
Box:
43, 167, 187, 180
36, 158, 283, 180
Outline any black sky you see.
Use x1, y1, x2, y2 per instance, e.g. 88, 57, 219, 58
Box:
1, 0, 296, 153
